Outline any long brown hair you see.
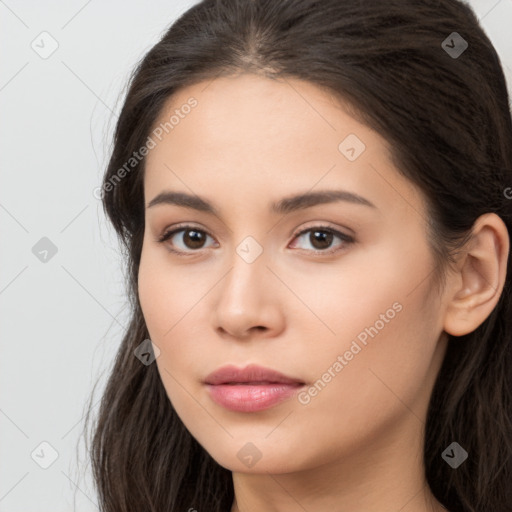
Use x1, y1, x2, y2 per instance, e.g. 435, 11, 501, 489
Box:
83, 1, 512, 510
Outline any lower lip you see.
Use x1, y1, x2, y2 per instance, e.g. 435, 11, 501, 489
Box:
205, 383, 303, 412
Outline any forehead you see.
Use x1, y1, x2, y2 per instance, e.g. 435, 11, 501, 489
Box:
143, 73, 425, 220
149, 73, 367, 157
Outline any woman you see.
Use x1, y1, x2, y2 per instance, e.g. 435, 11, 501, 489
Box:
85, 1, 512, 511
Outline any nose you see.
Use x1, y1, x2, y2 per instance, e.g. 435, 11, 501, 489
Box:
213, 248, 285, 340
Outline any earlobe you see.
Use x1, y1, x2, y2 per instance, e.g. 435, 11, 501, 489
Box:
443, 213, 509, 337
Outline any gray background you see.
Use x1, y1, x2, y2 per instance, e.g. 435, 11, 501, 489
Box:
1, 1, 511, 510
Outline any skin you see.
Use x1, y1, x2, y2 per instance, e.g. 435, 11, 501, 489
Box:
137, 73, 509, 512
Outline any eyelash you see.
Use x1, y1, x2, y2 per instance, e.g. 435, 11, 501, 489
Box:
156, 223, 355, 257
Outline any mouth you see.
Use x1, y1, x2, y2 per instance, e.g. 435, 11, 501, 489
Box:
204, 364, 305, 412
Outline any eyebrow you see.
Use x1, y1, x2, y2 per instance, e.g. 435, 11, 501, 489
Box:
146, 189, 377, 215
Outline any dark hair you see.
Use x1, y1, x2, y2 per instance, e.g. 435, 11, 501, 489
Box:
83, 1, 512, 511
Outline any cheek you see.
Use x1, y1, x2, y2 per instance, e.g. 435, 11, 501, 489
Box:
138, 255, 168, 337
138, 249, 204, 412
294, 241, 439, 406
282, 244, 411, 342
137, 243, 211, 370
138, 243, 194, 336
312, 289, 438, 429
284, 292, 440, 470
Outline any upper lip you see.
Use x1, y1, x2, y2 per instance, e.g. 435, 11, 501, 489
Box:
204, 364, 305, 385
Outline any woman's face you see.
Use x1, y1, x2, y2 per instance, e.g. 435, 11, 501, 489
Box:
138, 73, 450, 474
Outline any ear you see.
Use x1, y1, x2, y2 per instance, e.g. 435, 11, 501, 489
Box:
443, 213, 510, 337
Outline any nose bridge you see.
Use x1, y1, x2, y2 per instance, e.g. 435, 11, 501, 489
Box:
222, 233, 269, 304
213, 232, 280, 336
235, 233, 266, 267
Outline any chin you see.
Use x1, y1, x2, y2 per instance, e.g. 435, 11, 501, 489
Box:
203, 441, 310, 475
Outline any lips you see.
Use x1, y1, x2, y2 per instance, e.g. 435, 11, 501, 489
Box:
204, 364, 305, 412
204, 364, 305, 386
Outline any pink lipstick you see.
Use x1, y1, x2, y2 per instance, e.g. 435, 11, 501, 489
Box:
204, 364, 305, 412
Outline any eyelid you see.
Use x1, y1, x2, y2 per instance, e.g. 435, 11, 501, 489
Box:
290, 221, 351, 239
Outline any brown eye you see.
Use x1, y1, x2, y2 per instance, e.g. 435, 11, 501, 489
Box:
181, 229, 207, 249
308, 230, 334, 250
291, 226, 354, 254
158, 227, 216, 252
